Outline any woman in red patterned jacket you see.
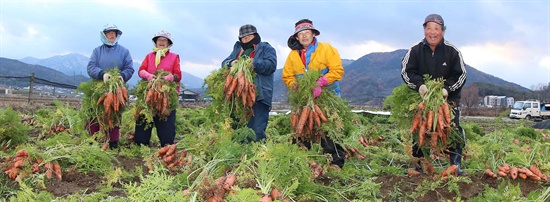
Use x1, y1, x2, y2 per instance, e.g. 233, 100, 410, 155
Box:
134, 30, 182, 147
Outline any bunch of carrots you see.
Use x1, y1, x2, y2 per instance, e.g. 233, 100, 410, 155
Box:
156, 144, 193, 169
223, 57, 256, 108
290, 104, 328, 141
134, 70, 177, 121
4, 149, 62, 180
484, 163, 547, 181
201, 173, 238, 202
409, 78, 453, 159
95, 69, 129, 130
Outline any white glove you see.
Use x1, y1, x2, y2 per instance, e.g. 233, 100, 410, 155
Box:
418, 84, 428, 98
442, 88, 448, 99
103, 73, 111, 83
230, 60, 237, 67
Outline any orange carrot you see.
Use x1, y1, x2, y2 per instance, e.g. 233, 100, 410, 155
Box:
485, 169, 497, 178
407, 169, 421, 176
437, 106, 446, 131
163, 154, 175, 163
409, 113, 422, 134
498, 171, 507, 177
224, 74, 234, 93
291, 111, 297, 129
529, 165, 545, 179
158, 146, 169, 157
313, 110, 322, 127
15, 149, 29, 157
427, 110, 434, 132
122, 87, 129, 101
101, 143, 109, 151
442, 102, 451, 124
510, 167, 518, 179
418, 102, 425, 111
53, 162, 62, 180
296, 107, 311, 135
236, 71, 245, 95
225, 77, 238, 100
165, 144, 177, 156
313, 105, 327, 122
519, 173, 527, 179
45, 162, 52, 179
418, 119, 427, 147
270, 188, 282, 200
223, 173, 237, 190
96, 93, 107, 106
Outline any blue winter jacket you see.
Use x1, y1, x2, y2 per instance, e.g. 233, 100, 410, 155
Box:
87, 43, 134, 82
222, 41, 277, 107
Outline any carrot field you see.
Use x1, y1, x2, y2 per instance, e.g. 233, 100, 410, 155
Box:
1, 99, 549, 202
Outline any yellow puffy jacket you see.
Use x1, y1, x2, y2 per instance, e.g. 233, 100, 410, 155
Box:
282, 41, 344, 89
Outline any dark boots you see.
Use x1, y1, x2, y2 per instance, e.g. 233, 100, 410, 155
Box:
109, 141, 119, 149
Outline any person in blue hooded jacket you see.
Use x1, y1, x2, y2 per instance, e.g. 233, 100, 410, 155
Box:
86, 23, 134, 149
221, 24, 277, 142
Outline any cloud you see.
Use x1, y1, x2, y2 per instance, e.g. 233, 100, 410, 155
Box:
335, 40, 397, 60
181, 60, 219, 79
539, 56, 550, 67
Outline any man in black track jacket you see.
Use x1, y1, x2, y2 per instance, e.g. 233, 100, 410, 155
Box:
401, 14, 468, 175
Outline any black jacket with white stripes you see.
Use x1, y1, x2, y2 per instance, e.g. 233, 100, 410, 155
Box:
401, 38, 467, 105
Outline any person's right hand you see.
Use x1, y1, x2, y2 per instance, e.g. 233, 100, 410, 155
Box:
103, 73, 111, 83
230, 60, 237, 67
139, 70, 155, 81
418, 84, 428, 98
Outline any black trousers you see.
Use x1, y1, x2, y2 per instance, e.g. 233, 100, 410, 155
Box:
134, 110, 176, 147
293, 136, 346, 168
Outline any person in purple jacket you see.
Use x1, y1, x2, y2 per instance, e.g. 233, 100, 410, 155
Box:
86, 23, 134, 149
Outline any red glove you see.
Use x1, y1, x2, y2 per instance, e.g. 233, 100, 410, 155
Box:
317, 76, 329, 87
312, 76, 328, 98
163, 74, 174, 82
139, 70, 155, 81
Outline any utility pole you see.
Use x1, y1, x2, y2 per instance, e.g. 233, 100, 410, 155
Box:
28, 73, 34, 103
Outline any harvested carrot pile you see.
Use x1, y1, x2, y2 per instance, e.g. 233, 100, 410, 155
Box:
155, 144, 192, 169
483, 163, 548, 182
223, 57, 256, 108
3, 149, 62, 180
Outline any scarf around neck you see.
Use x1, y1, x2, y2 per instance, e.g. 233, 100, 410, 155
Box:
153, 47, 169, 68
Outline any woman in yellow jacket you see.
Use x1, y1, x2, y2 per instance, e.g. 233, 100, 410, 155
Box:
282, 19, 346, 169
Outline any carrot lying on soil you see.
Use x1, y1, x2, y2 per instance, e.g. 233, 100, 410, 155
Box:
485, 169, 497, 178
270, 189, 282, 200
53, 162, 62, 180
224, 173, 237, 190
510, 167, 519, 179
529, 165, 547, 181
407, 169, 421, 176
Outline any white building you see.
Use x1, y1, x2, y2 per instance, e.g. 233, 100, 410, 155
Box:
483, 95, 514, 108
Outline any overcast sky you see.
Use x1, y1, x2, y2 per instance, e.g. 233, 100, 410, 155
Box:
1, 0, 549, 89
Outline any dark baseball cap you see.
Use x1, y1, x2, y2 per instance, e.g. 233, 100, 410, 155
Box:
423, 14, 444, 26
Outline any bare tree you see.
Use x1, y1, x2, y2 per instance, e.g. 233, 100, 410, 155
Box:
462, 84, 480, 111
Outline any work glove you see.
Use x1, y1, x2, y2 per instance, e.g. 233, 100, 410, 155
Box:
291, 82, 299, 92
230, 60, 237, 67
418, 84, 428, 99
117, 76, 123, 81
163, 74, 174, 82
139, 70, 155, 81
442, 88, 448, 99
248, 60, 255, 70
312, 76, 329, 99
102, 73, 111, 83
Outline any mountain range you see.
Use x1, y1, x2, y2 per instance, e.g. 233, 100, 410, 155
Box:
18, 54, 204, 89
2, 50, 530, 104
